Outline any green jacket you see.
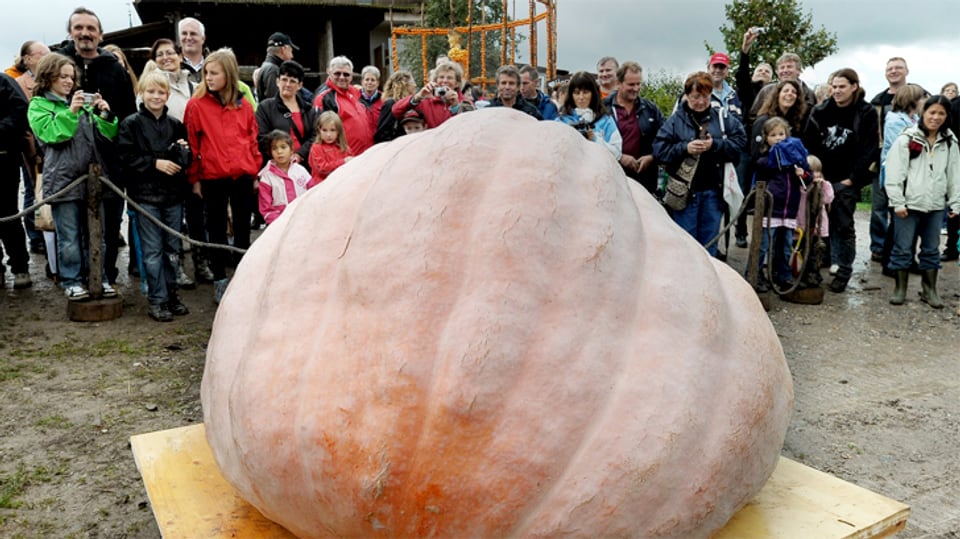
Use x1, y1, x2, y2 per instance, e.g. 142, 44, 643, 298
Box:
28, 92, 118, 202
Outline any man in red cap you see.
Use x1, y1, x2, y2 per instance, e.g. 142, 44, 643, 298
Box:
707, 52, 743, 121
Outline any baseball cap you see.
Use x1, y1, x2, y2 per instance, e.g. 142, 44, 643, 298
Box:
400, 109, 425, 125
709, 52, 730, 67
267, 32, 299, 50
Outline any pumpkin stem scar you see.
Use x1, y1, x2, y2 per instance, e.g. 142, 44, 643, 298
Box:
337, 232, 353, 259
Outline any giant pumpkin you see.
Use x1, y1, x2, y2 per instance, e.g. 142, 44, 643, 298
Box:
201, 108, 793, 538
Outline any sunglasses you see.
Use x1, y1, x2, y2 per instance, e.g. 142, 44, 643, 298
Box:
331, 72, 351, 79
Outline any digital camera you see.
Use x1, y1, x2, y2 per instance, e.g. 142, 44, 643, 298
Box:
168, 142, 192, 168
434, 86, 448, 97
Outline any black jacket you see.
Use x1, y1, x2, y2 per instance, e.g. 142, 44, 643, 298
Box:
117, 104, 190, 206
255, 54, 283, 102
809, 97, 879, 188
604, 91, 665, 189
0, 73, 28, 153
488, 96, 543, 119
61, 43, 136, 122
255, 94, 317, 165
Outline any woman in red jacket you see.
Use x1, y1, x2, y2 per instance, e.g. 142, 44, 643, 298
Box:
184, 48, 261, 304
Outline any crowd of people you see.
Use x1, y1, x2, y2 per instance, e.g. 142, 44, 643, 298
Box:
4, 11, 960, 320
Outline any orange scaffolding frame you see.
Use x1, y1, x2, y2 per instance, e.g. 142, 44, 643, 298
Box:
390, 0, 557, 89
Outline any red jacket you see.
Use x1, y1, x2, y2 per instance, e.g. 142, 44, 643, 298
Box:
184, 93, 261, 183
313, 81, 374, 156
308, 142, 351, 187
392, 94, 462, 129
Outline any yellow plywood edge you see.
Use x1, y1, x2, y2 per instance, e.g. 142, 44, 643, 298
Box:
131, 424, 909, 539
130, 423, 295, 538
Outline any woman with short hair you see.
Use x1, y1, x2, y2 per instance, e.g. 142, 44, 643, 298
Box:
654, 71, 747, 257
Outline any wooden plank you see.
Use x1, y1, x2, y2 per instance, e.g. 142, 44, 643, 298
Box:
714, 457, 909, 539
131, 424, 909, 538
130, 424, 295, 538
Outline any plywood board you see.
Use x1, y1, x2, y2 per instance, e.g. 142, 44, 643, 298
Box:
131, 424, 909, 538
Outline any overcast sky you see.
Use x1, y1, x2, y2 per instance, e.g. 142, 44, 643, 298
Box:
5, 0, 960, 99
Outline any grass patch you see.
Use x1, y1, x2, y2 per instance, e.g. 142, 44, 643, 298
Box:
11, 339, 148, 361
34, 415, 73, 429
0, 466, 28, 509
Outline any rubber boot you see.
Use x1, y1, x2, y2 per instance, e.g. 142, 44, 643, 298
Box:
889, 270, 908, 305
920, 269, 944, 309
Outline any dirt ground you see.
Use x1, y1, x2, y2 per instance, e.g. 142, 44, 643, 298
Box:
0, 214, 958, 538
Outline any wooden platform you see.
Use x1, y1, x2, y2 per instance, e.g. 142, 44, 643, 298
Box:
130, 424, 909, 538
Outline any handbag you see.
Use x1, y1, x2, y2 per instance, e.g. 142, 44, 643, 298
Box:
718, 108, 744, 217
33, 170, 55, 232
663, 154, 699, 211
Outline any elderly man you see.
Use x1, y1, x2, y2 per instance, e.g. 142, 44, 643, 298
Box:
255, 32, 298, 102
596, 56, 618, 98
179, 17, 206, 83
487, 65, 542, 119
62, 7, 136, 287
603, 61, 664, 194
313, 56, 374, 155
519, 64, 557, 120
8, 40, 49, 254
391, 61, 464, 129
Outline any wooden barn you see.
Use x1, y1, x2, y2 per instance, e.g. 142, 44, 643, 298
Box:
99, 0, 423, 88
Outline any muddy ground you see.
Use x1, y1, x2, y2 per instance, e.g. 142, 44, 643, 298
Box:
0, 214, 957, 538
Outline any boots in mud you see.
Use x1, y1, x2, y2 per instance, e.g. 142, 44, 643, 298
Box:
193, 249, 215, 284
889, 270, 908, 305
919, 269, 944, 309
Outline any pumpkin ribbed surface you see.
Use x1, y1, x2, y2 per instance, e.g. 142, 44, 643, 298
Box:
201, 108, 793, 538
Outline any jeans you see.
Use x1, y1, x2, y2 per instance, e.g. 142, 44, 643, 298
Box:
890, 209, 942, 271
829, 183, 859, 281
672, 189, 723, 257
758, 226, 794, 284
136, 202, 182, 305
0, 151, 29, 274
51, 200, 108, 288
200, 177, 253, 280
21, 163, 42, 245
869, 172, 889, 255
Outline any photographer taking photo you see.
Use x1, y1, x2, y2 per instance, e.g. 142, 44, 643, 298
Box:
391, 60, 468, 129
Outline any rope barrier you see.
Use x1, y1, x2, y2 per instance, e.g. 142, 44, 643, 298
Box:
0, 172, 248, 255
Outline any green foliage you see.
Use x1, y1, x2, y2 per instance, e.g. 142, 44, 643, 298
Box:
641, 70, 684, 117
397, 0, 510, 84
710, 0, 838, 75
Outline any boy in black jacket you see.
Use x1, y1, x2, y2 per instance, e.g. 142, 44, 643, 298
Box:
117, 72, 191, 321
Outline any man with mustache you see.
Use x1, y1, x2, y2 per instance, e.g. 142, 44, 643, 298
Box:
61, 6, 136, 286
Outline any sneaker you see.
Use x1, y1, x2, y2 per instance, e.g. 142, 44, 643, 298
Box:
829, 276, 848, 293
213, 278, 229, 305
64, 285, 89, 301
102, 283, 119, 298
176, 265, 196, 290
13, 273, 32, 289
195, 258, 215, 284
148, 304, 173, 322
166, 294, 190, 316
829, 264, 839, 275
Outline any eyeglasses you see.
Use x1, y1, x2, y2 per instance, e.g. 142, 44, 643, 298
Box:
330, 72, 351, 79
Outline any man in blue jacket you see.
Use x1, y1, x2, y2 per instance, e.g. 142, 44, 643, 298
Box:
519, 65, 557, 120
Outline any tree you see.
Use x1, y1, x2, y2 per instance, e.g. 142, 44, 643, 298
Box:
709, 0, 838, 76
398, 0, 510, 85
641, 69, 684, 117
